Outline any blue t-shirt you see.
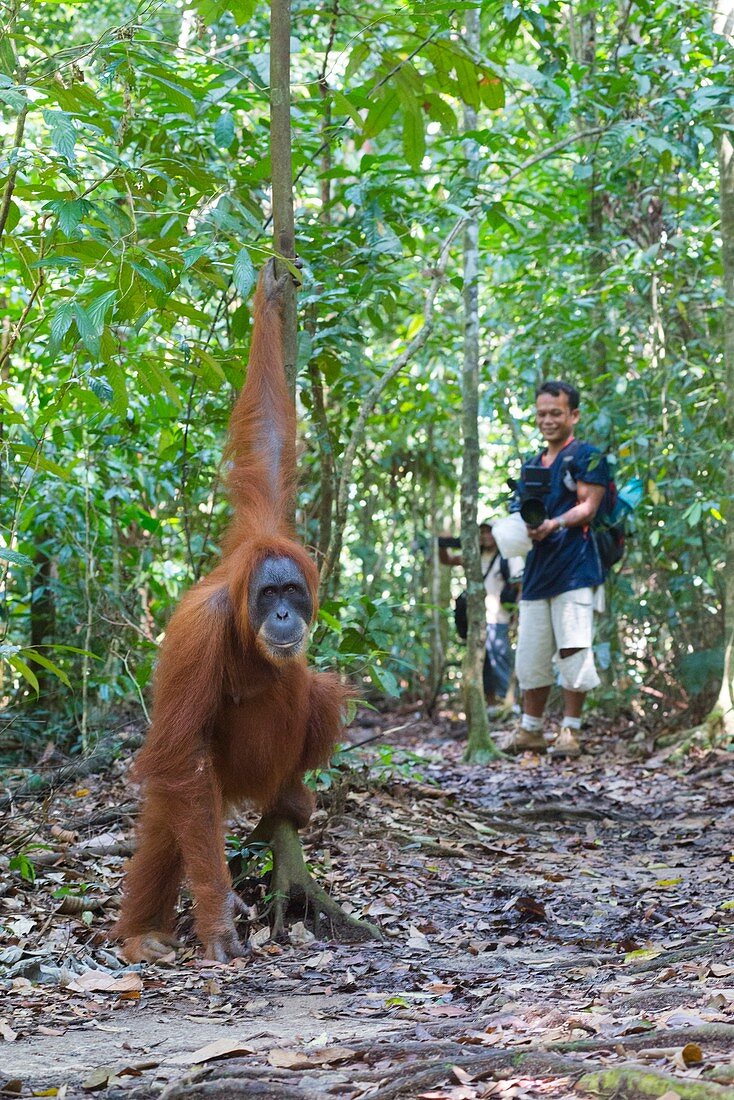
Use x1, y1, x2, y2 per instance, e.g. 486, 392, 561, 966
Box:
511, 439, 610, 601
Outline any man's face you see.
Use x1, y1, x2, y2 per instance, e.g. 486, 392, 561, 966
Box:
535, 390, 580, 445
479, 526, 495, 551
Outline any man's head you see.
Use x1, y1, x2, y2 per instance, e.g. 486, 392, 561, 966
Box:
479, 523, 497, 552
535, 380, 580, 446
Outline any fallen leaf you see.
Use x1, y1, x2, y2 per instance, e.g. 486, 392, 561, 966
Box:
676, 1042, 703, 1068
308, 1046, 356, 1066
514, 895, 546, 920
407, 927, 430, 951
288, 921, 315, 946
67, 971, 143, 994
268, 1049, 314, 1069
249, 927, 270, 948
81, 1068, 123, 1091
167, 1038, 256, 1065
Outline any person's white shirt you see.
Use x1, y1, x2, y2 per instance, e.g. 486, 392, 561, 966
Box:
481, 551, 524, 626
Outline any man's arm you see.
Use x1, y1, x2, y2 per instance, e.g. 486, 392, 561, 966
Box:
527, 481, 606, 543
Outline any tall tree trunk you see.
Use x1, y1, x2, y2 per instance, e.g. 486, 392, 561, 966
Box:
714, 97, 734, 737
460, 7, 499, 762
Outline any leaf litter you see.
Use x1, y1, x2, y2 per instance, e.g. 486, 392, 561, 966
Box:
1, 709, 733, 1098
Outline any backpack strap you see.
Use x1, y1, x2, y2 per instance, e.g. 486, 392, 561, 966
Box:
483, 552, 498, 580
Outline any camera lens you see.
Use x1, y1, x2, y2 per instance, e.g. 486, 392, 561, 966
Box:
520, 497, 547, 529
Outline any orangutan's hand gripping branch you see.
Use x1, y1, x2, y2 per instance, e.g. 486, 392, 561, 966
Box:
115, 261, 352, 963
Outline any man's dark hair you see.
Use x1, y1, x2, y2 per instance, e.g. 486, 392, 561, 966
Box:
535, 380, 580, 411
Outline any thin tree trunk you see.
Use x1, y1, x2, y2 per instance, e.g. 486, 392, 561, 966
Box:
460, 8, 498, 762
714, 100, 734, 737
704, 2, 734, 737
270, 0, 297, 399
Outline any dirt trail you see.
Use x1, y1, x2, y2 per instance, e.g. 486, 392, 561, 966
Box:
2, 713, 734, 1098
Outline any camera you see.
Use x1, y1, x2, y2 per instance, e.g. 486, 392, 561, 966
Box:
438, 535, 462, 549
509, 465, 553, 529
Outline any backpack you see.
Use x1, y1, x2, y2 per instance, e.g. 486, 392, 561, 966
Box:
454, 555, 518, 640
555, 441, 625, 571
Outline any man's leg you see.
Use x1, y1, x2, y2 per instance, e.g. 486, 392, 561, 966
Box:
549, 589, 600, 756
507, 600, 554, 752
523, 684, 552, 719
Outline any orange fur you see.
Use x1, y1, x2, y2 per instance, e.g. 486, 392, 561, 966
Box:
115, 263, 351, 960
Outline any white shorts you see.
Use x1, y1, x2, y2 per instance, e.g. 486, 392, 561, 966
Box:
515, 587, 603, 693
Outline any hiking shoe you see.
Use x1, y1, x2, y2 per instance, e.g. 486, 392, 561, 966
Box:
547, 727, 581, 758
502, 728, 547, 755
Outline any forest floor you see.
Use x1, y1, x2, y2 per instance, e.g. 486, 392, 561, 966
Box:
1, 705, 734, 1100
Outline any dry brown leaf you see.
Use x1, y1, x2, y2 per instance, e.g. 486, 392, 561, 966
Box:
451, 1065, 475, 1084
423, 1004, 465, 1018
307, 1046, 356, 1066
672, 1042, 704, 1070
268, 1049, 314, 1069
67, 971, 143, 994
168, 1038, 256, 1065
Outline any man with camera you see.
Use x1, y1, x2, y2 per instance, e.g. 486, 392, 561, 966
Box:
506, 380, 609, 757
439, 524, 522, 710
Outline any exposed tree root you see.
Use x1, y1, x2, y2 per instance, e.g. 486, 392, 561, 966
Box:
578, 1064, 733, 1098
627, 940, 733, 974
158, 1068, 307, 1100
550, 1022, 734, 1053
243, 813, 381, 943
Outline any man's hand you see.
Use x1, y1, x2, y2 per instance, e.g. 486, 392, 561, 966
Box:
527, 518, 559, 542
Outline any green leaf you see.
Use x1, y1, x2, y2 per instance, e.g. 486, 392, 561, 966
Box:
345, 42, 370, 81
480, 76, 505, 110
363, 92, 399, 140
8, 655, 39, 693
12, 445, 70, 480
369, 664, 399, 697
9, 854, 36, 884
233, 248, 255, 297
24, 650, 72, 688
129, 261, 168, 292
42, 109, 76, 162
402, 99, 425, 171
333, 91, 362, 127
50, 301, 75, 347
214, 111, 235, 148
454, 55, 480, 109
0, 546, 33, 568
45, 197, 92, 236
73, 303, 100, 355
88, 289, 117, 329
